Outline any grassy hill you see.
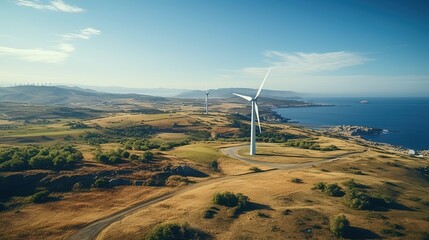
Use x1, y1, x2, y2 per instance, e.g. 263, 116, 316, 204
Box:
175, 88, 300, 99
0, 86, 168, 106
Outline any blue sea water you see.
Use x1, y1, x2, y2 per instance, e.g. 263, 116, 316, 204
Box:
275, 97, 429, 151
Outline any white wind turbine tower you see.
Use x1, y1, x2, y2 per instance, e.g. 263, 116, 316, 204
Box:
233, 67, 271, 156
204, 90, 209, 114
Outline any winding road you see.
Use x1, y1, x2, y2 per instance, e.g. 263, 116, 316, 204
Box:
68, 145, 365, 240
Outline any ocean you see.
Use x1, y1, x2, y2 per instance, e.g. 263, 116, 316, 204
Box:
275, 97, 429, 151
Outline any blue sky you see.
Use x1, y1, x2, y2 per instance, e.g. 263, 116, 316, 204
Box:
0, 0, 428, 96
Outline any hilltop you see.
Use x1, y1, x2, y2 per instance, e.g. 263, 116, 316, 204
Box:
0, 86, 167, 106
175, 88, 300, 99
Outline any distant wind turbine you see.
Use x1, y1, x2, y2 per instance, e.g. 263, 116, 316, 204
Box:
204, 90, 209, 114
233, 67, 271, 156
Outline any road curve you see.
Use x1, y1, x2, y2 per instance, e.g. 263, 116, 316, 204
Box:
221, 145, 365, 170
69, 145, 365, 240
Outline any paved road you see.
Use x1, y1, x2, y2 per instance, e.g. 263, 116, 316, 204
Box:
221, 145, 365, 170
69, 145, 365, 240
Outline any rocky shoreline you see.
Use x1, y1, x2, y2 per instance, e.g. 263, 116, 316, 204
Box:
323, 125, 428, 157
327, 125, 384, 136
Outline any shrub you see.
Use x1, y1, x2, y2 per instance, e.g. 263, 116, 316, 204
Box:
314, 182, 326, 190
203, 208, 217, 219
213, 192, 239, 207
321, 145, 340, 151
250, 167, 262, 172
323, 183, 344, 197
143, 151, 154, 161
330, 214, 350, 238
121, 151, 130, 159
95, 149, 122, 164
72, 182, 84, 192
130, 154, 139, 160
344, 188, 370, 210
31, 190, 50, 203
93, 178, 109, 188
212, 192, 249, 216
145, 223, 199, 240
209, 160, 219, 171
291, 178, 303, 183
282, 209, 292, 215
342, 179, 358, 189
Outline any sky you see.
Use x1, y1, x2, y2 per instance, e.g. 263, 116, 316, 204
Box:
0, 0, 428, 96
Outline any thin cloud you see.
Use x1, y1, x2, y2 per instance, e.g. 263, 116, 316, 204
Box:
0, 46, 69, 63
0, 28, 100, 63
217, 50, 370, 84
16, 0, 84, 13
264, 50, 369, 72
62, 28, 101, 40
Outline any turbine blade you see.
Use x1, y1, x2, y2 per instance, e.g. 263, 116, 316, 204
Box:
255, 67, 271, 99
232, 93, 252, 101
255, 103, 262, 133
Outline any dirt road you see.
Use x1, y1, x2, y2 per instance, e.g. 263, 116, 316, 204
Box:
68, 145, 364, 240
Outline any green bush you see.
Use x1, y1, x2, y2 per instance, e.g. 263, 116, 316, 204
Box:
209, 160, 219, 171
143, 151, 154, 161
129, 154, 139, 160
330, 214, 350, 238
0, 145, 83, 171
31, 190, 50, 203
249, 167, 262, 172
121, 151, 130, 159
95, 149, 122, 164
212, 192, 249, 215
321, 145, 340, 151
145, 223, 199, 240
323, 183, 344, 197
291, 178, 303, 183
93, 178, 109, 188
344, 188, 370, 210
314, 182, 326, 190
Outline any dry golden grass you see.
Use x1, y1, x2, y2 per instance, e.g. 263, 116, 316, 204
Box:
237, 138, 365, 164
151, 133, 188, 141
0, 187, 173, 240
98, 151, 429, 240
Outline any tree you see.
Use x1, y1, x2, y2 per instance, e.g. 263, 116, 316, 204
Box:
143, 151, 153, 161
330, 214, 350, 237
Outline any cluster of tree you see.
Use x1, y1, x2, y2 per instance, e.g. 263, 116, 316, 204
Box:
343, 179, 396, 210
80, 132, 110, 145
315, 179, 399, 211
284, 139, 339, 151
65, 121, 88, 129
185, 130, 211, 141
0, 145, 83, 171
94, 149, 124, 164
106, 125, 156, 137
124, 139, 190, 151
313, 182, 344, 197
94, 148, 155, 164
212, 191, 250, 216
330, 214, 350, 238
145, 223, 202, 240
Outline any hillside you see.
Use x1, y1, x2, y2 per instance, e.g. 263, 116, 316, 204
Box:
175, 88, 300, 99
0, 86, 168, 106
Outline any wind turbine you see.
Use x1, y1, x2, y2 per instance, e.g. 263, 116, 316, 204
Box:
204, 90, 209, 114
233, 67, 271, 156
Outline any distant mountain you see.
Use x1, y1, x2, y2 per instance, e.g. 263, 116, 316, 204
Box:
175, 88, 300, 99
69, 85, 187, 97
0, 85, 167, 105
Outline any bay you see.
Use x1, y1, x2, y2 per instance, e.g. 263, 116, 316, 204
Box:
275, 97, 429, 150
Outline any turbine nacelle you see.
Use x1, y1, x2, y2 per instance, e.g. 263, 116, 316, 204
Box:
232, 67, 271, 134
